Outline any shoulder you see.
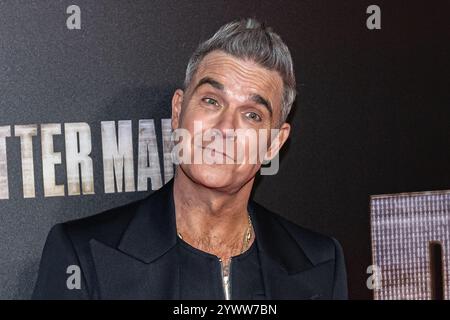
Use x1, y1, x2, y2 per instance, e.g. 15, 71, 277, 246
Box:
34, 195, 155, 299
52, 195, 148, 250
252, 201, 343, 265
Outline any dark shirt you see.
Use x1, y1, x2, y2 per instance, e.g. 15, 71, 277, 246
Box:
177, 236, 265, 299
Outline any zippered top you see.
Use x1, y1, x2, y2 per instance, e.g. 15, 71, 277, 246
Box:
219, 257, 232, 300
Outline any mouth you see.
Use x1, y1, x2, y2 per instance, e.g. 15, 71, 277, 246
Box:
196, 145, 234, 162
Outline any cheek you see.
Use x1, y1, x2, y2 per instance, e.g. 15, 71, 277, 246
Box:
236, 130, 271, 163
180, 106, 215, 130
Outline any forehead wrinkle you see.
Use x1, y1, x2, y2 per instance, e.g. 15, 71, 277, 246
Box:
214, 64, 278, 90
196, 73, 271, 110
197, 52, 282, 90
198, 66, 280, 100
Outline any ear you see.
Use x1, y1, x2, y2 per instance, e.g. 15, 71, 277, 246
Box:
171, 89, 184, 130
264, 122, 291, 161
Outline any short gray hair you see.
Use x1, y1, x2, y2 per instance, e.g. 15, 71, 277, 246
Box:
183, 18, 297, 125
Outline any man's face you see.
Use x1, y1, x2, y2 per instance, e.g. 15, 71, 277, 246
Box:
171, 50, 290, 193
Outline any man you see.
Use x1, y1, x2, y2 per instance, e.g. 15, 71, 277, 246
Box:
33, 18, 347, 299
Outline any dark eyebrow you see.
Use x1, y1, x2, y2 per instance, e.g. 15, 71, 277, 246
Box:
249, 94, 273, 117
192, 76, 273, 118
192, 76, 224, 94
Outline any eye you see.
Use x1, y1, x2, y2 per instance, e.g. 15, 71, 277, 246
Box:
245, 112, 262, 122
201, 97, 220, 107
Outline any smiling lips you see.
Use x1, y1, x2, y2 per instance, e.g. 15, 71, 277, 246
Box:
196, 144, 235, 162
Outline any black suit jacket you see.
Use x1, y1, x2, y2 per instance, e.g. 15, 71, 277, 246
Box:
32, 178, 348, 299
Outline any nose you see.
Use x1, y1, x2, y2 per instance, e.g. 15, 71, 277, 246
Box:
213, 109, 238, 139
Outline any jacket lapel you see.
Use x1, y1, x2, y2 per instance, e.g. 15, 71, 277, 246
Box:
90, 179, 181, 299
90, 239, 180, 299
248, 201, 331, 299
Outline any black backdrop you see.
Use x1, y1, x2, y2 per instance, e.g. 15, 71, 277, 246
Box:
0, 0, 449, 299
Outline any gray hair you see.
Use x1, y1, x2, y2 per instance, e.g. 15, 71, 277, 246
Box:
183, 18, 297, 125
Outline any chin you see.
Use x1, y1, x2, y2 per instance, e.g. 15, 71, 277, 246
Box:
181, 163, 239, 190
181, 163, 258, 193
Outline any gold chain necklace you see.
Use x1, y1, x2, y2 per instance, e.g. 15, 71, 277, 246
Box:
176, 213, 253, 253
241, 214, 253, 253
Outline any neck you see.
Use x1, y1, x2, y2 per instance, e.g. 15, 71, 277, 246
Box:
173, 167, 255, 260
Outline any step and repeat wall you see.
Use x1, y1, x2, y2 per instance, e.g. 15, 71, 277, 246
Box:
0, 1, 448, 299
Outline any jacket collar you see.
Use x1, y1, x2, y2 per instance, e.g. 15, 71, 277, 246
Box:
117, 178, 314, 275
